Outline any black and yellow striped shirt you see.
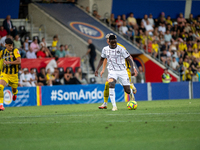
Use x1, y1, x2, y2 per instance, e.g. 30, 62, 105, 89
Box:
0, 48, 21, 74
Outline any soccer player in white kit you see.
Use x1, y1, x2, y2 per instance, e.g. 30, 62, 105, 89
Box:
95, 35, 136, 111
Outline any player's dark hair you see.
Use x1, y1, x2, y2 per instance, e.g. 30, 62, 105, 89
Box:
55, 56, 59, 61
5, 38, 13, 44
109, 35, 116, 40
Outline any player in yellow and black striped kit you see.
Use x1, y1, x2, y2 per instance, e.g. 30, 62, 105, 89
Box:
0, 38, 21, 111
98, 33, 137, 109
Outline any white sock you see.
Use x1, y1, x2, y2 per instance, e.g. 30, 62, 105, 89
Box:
103, 102, 107, 105
109, 88, 116, 107
0, 103, 3, 106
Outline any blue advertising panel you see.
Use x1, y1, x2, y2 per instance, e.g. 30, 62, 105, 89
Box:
169, 82, 189, 99
4, 87, 37, 107
41, 84, 124, 105
193, 82, 200, 99
134, 83, 148, 101
151, 83, 169, 100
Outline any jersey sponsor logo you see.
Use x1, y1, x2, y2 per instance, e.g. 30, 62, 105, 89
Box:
17, 50, 19, 54
69, 22, 104, 39
4, 90, 12, 105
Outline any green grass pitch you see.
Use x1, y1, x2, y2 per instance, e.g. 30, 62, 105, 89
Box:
0, 99, 200, 150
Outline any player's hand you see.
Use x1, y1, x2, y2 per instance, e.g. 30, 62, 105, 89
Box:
131, 71, 135, 76
4, 60, 10, 65
95, 70, 98, 77
100, 70, 104, 78
134, 67, 138, 77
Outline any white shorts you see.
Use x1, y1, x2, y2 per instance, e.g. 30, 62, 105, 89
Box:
108, 70, 130, 86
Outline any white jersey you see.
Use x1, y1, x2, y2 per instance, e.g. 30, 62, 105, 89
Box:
101, 45, 130, 71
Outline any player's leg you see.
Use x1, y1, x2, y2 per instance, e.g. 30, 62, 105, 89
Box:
119, 71, 134, 101
0, 79, 8, 111
98, 81, 109, 109
8, 74, 19, 101
108, 78, 117, 111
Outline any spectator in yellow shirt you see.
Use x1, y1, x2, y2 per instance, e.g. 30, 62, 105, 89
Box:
46, 68, 55, 86
178, 39, 187, 51
166, 16, 172, 26
183, 57, 189, 69
193, 49, 200, 58
192, 41, 200, 50
51, 35, 58, 56
152, 40, 159, 57
185, 66, 193, 81
127, 12, 137, 28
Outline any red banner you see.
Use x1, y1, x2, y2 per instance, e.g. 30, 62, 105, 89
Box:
134, 54, 178, 82
21, 57, 80, 72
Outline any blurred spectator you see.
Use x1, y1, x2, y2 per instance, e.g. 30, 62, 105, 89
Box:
178, 58, 185, 80
172, 31, 178, 41
162, 68, 171, 83
13, 35, 26, 58
30, 68, 37, 86
145, 20, 153, 36
183, 57, 189, 69
192, 40, 200, 50
152, 40, 159, 57
148, 14, 154, 27
178, 39, 187, 55
40, 37, 47, 48
46, 68, 55, 86
64, 44, 71, 57
158, 23, 166, 34
52, 68, 62, 85
122, 14, 127, 22
92, 10, 101, 20
30, 38, 40, 53
119, 21, 129, 38
46, 56, 59, 74
85, 6, 90, 13
86, 39, 96, 73
160, 50, 167, 64
37, 47, 47, 58
51, 35, 58, 56
188, 13, 195, 24
164, 30, 172, 42
172, 22, 178, 32
26, 46, 37, 59
3, 15, 17, 37
115, 15, 123, 28
23, 37, 29, 52
106, 13, 116, 29
184, 23, 191, 33
37, 68, 46, 86
196, 66, 200, 81
74, 67, 87, 84
171, 56, 179, 71
141, 14, 148, 27
55, 44, 66, 58
166, 16, 172, 26
127, 12, 137, 28
177, 13, 187, 26
193, 49, 200, 58
64, 68, 80, 84
139, 21, 146, 34
0, 26, 7, 37
136, 66, 145, 83
191, 58, 199, 74
185, 66, 193, 81
20, 68, 35, 87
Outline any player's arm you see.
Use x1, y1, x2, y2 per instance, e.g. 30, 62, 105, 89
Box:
4, 57, 21, 65
100, 58, 107, 77
95, 57, 105, 77
126, 56, 135, 76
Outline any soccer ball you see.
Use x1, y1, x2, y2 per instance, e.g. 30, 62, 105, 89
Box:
127, 101, 137, 110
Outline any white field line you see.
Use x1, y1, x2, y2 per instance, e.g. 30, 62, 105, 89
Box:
0, 112, 199, 119
0, 120, 200, 124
